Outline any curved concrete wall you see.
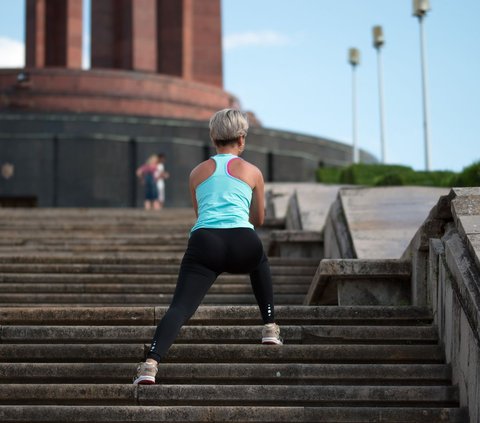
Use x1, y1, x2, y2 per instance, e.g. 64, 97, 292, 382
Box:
0, 112, 376, 207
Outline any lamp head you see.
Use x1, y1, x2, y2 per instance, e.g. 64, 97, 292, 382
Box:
348, 48, 360, 66
413, 0, 430, 17
372, 26, 384, 49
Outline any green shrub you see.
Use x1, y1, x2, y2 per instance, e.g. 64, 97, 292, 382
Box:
403, 170, 456, 187
315, 161, 480, 188
316, 167, 342, 184
339, 163, 413, 185
453, 161, 480, 187
374, 172, 406, 186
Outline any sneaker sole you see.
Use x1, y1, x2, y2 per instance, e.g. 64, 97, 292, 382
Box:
133, 375, 156, 385
262, 337, 283, 345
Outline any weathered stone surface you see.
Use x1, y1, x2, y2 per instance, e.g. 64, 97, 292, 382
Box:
304, 259, 410, 305
137, 384, 457, 406
0, 362, 450, 384
0, 324, 436, 344
265, 183, 345, 231
0, 405, 468, 422
323, 196, 356, 259
0, 344, 444, 363
337, 280, 410, 306
268, 230, 324, 259
340, 186, 448, 259
0, 384, 136, 405
0, 207, 469, 421
0, 307, 155, 325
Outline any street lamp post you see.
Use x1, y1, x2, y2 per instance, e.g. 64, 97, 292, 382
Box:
349, 48, 360, 164
373, 26, 387, 164
413, 0, 432, 171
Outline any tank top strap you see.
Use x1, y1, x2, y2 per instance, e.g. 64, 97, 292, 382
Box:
211, 154, 239, 176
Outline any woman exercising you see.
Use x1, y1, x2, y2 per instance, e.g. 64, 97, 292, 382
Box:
134, 109, 282, 385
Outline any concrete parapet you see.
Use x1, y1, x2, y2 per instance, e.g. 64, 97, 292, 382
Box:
402, 187, 480, 422
304, 259, 411, 306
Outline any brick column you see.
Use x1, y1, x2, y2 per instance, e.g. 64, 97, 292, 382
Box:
156, 0, 183, 77
190, 0, 223, 87
157, 0, 222, 88
91, 0, 157, 72
131, 0, 157, 72
26, 0, 82, 68
26, 0, 46, 67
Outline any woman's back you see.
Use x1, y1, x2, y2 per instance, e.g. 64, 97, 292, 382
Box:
190, 154, 256, 232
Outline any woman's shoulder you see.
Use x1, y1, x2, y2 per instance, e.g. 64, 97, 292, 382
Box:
190, 159, 216, 182
237, 158, 262, 175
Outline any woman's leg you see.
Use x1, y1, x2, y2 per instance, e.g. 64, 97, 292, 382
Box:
146, 258, 218, 363
249, 252, 275, 324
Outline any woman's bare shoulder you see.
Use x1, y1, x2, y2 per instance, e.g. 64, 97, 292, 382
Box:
190, 159, 214, 175
190, 159, 216, 187
239, 158, 261, 173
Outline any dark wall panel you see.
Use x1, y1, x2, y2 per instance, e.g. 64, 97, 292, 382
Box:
0, 112, 377, 207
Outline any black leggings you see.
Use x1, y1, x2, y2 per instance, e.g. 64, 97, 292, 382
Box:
146, 228, 275, 362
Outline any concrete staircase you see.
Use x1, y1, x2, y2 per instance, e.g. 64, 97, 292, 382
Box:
0, 209, 468, 422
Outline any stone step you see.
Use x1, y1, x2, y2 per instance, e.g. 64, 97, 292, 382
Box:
0, 384, 459, 407
0, 293, 306, 306
0, 325, 438, 344
0, 283, 309, 295
0, 405, 468, 422
0, 363, 451, 385
0, 230, 189, 237
0, 223, 192, 231
0, 344, 444, 363
0, 264, 317, 275
0, 238, 188, 247
0, 255, 319, 266
0, 273, 313, 285
0, 245, 187, 253
0, 306, 433, 326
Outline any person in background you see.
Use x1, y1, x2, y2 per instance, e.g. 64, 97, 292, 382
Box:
155, 153, 170, 209
136, 155, 160, 210
133, 108, 282, 385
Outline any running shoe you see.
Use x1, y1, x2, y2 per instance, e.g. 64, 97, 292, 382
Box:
133, 361, 158, 385
262, 323, 283, 345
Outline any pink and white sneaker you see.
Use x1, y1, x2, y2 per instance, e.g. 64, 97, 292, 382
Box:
262, 323, 283, 345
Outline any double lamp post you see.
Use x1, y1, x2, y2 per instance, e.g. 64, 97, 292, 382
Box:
348, 0, 432, 170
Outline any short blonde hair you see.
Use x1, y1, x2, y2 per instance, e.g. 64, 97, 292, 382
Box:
209, 109, 249, 146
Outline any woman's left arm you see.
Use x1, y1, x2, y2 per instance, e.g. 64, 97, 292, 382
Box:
189, 173, 199, 218
249, 169, 265, 227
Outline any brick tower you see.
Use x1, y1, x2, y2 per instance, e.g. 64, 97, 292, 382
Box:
26, 0, 83, 69
1, 0, 230, 120
91, 0, 223, 87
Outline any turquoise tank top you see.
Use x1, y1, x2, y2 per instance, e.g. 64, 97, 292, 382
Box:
191, 154, 254, 232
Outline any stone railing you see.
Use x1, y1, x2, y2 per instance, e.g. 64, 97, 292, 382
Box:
402, 188, 480, 422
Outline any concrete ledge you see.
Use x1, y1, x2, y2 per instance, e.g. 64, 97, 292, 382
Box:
0, 344, 444, 364
304, 259, 411, 306
0, 384, 458, 406
0, 305, 433, 325
268, 230, 323, 259
0, 363, 451, 384
0, 325, 437, 344
0, 405, 468, 422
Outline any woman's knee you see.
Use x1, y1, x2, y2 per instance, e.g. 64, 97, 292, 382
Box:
165, 304, 193, 325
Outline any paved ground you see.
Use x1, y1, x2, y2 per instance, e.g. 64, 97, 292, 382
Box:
340, 187, 449, 259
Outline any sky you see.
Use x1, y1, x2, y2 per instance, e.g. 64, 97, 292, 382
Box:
0, 1, 479, 172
